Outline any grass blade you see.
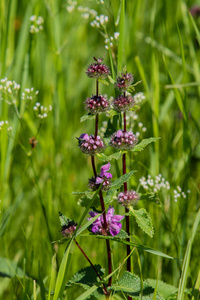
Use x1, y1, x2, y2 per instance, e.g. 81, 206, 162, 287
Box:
177, 208, 200, 299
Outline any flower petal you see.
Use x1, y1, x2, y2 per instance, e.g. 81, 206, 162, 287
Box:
95, 176, 103, 184
117, 130, 123, 138
79, 133, 89, 140
100, 163, 111, 176
112, 215, 124, 222
109, 224, 120, 236
105, 172, 112, 179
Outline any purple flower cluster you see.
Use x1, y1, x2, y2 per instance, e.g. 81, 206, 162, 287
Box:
115, 71, 134, 91
110, 130, 138, 150
86, 57, 110, 79
88, 206, 124, 236
88, 163, 112, 191
78, 133, 105, 155
118, 190, 139, 207
85, 95, 110, 114
113, 95, 135, 112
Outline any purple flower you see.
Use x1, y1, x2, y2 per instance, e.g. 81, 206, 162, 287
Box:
118, 190, 139, 207
110, 130, 138, 150
113, 95, 135, 112
78, 133, 105, 155
115, 71, 134, 91
86, 57, 110, 79
85, 95, 110, 114
88, 206, 124, 236
88, 163, 112, 191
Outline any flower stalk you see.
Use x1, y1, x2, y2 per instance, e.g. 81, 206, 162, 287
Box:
74, 239, 108, 295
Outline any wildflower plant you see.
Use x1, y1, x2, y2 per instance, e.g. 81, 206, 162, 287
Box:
57, 57, 173, 299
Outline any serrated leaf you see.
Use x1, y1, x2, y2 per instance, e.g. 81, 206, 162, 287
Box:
145, 279, 178, 299
110, 271, 164, 299
128, 207, 154, 238
77, 194, 100, 208
132, 137, 160, 152
59, 212, 74, 227
108, 75, 115, 84
140, 193, 160, 204
80, 114, 95, 122
67, 265, 105, 288
114, 229, 129, 239
97, 151, 126, 162
98, 78, 109, 86
107, 109, 118, 117
110, 170, 137, 190
103, 189, 117, 205
129, 105, 140, 111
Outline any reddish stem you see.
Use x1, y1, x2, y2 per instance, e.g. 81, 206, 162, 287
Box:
95, 114, 98, 139
74, 239, 108, 295
91, 155, 97, 178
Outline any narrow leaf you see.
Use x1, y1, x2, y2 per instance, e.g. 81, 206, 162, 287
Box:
53, 241, 73, 300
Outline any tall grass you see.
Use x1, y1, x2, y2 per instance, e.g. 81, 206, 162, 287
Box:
0, 0, 200, 299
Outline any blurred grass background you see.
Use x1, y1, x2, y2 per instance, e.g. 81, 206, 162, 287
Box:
0, 0, 200, 299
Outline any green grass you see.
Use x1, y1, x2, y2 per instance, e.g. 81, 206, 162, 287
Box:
0, 0, 200, 299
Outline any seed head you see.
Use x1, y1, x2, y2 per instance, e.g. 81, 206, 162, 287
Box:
118, 190, 139, 207
85, 94, 109, 114
86, 57, 110, 79
113, 95, 135, 112
115, 71, 134, 91
110, 130, 138, 150
78, 133, 105, 155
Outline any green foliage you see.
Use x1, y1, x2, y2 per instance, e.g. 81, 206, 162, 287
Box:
131, 137, 160, 152
110, 170, 137, 190
0, 257, 25, 278
128, 207, 154, 238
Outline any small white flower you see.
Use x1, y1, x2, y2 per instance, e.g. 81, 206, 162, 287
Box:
114, 32, 120, 39
30, 15, 37, 22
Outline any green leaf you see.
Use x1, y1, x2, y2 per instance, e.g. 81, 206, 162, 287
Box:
107, 109, 118, 117
108, 75, 115, 84
75, 285, 99, 300
178, 208, 200, 299
110, 170, 137, 190
82, 234, 176, 260
145, 279, 178, 299
97, 151, 126, 162
132, 137, 160, 152
128, 207, 154, 238
110, 271, 164, 299
67, 265, 105, 288
98, 78, 109, 86
75, 213, 101, 237
80, 114, 95, 122
0, 257, 25, 278
103, 189, 117, 205
59, 212, 75, 227
67, 266, 105, 300
53, 240, 73, 300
